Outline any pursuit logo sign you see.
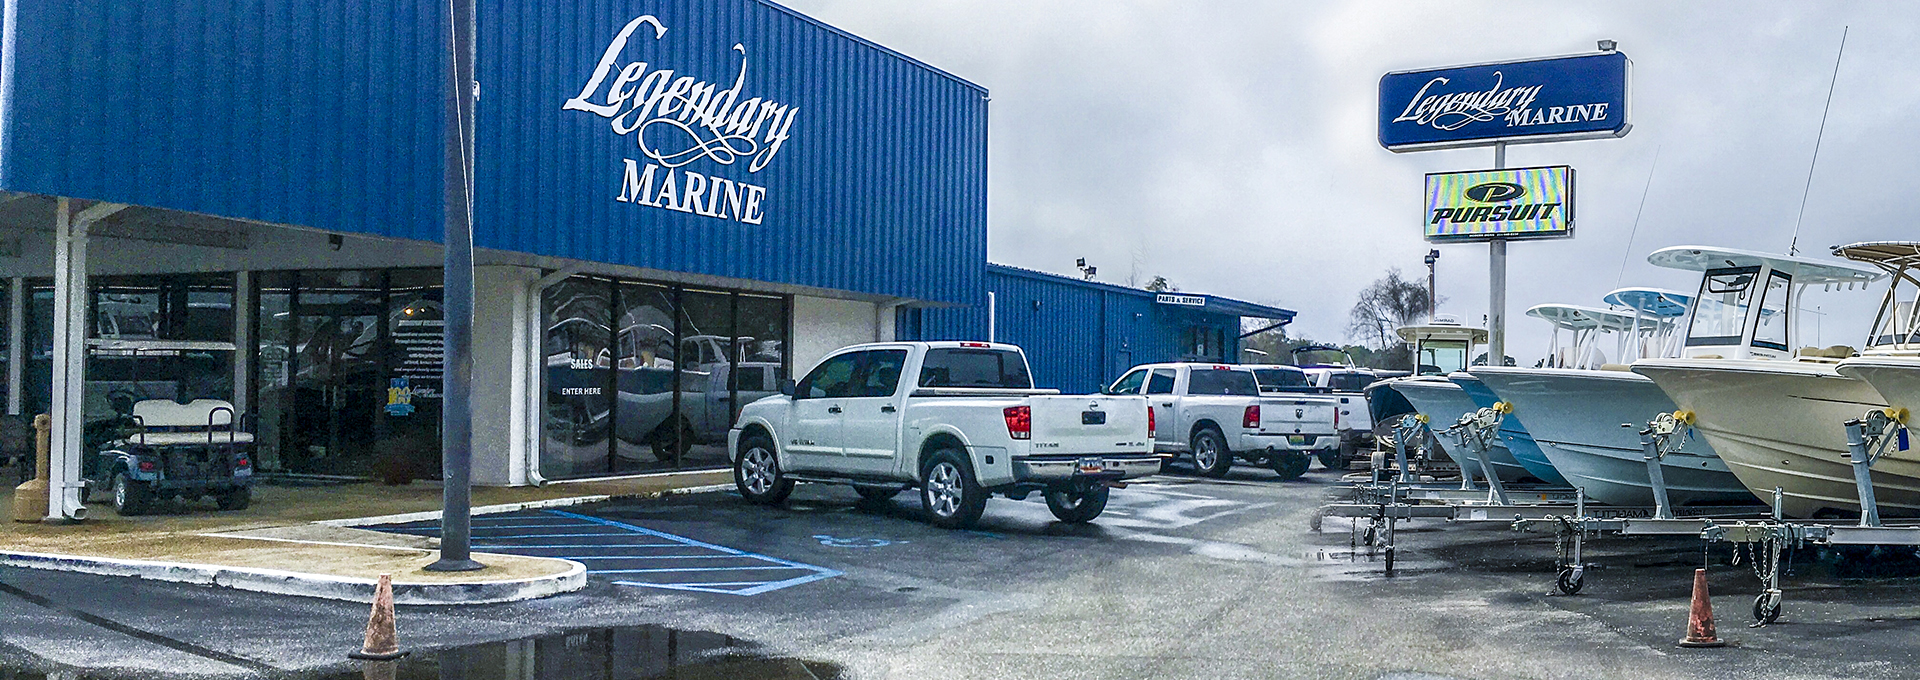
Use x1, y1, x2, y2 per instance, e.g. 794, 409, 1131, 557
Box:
1424, 166, 1572, 242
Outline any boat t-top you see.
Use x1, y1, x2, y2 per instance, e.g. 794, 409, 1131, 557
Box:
1833, 243, 1920, 477
1631, 245, 1891, 518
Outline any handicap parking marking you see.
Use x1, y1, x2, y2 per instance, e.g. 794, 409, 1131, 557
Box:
366, 509, 841, 596
1006, 484, 1265, 531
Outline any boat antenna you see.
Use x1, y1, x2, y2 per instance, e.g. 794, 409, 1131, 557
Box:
1788, 25, 1849, 256
1615, 144, 1661, 288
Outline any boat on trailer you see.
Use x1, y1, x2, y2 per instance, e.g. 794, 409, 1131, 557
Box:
1377, 321, 1538, 482
1471, 294, 1753, 507
1631, 245, 1892, 519
1832, 242, 1920, 494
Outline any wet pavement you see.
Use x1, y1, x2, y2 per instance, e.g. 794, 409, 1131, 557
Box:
7, 463, 1920, 679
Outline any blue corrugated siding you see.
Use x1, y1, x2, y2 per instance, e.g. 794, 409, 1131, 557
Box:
0, 0, 986, 305
917, 266, 1255, 394
0, 0, 445, 243
474, 0, 987, 304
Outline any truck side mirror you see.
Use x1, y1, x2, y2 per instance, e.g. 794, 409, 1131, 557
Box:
779, 379, 796, 396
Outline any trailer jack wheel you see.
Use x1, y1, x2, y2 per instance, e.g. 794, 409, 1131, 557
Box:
1556, 566, 1584, 596
1752, 591, 1782, 626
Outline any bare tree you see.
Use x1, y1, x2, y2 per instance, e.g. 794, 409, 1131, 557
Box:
1144, 276, 1177, 292
1346, 268, 1432, 350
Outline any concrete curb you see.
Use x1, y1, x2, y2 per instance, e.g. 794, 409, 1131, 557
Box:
0, 550, 587, 606
318, 483, 732, 528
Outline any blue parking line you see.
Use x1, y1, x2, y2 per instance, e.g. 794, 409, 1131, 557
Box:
544, 510, 842, 596
469, 543, 687, 549
568, 554, 744, 560
594, 566, 810, 574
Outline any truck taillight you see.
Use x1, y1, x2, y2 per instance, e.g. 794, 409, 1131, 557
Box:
137, 459, 156, 472
1148, 407, 1156, 438
1333, 407, 1341, 430
1243, 405, 1261, 429
235, 455, 251, 469
1004, 406, 1031, 440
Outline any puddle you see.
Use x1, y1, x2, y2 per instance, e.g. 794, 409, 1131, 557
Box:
3, 624, 841, 680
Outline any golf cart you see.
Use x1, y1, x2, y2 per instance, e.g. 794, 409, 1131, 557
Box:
81, 339, 254, 515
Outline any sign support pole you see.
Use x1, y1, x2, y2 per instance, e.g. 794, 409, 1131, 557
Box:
1487, 142, 1507, 367
428, 0, 483, 573
1489, 142, 1505, 366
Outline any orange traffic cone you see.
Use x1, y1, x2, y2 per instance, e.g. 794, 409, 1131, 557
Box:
349, 574, 408, 660
1677, 568, 1727, 648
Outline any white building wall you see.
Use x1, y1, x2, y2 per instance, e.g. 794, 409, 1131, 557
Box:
791, 296, 881, 376
470, 265, 540, 486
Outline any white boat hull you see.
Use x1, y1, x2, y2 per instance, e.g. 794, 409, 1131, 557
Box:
1384, 377, 1533, 482
1469, 366, 1753, 507
1634, 359, 1905, 518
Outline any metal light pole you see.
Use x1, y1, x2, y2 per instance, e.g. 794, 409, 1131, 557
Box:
1487, 142, 1507, 367
1424, 249, 1439, 323
427, 0, 483, 572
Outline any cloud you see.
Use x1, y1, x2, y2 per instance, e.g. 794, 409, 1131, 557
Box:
781, 0, 1920, 361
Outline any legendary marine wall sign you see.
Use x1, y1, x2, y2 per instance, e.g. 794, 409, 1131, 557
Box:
1424, 166, 1574, 242
1380, 52, 1630, 151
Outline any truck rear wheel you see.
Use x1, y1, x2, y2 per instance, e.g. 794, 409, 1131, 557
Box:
216, 486, 251, 511
920, 449, 988, 529
1271, 453, 1310, 480
1044, 486, 1109, 523
1318, 448, 1344, 471
734, 434, 794, 505
1191, 428, 1232, 478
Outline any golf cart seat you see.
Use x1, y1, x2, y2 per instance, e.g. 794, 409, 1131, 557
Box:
127, 399, 254, 447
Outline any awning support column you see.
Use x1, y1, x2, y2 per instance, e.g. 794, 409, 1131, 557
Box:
46, 198, 125, 522
8, 276, 23, 415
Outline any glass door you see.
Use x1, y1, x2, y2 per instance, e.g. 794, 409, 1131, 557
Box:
284, 270, 386, 476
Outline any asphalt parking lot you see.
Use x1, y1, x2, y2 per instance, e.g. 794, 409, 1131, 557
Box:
8, 466, 1920, 679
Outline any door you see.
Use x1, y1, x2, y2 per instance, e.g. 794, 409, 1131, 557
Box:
1145, 368, 1179, 449
840, 349, 909, 475
786, 351, 862, 471
284, 270, 388, 476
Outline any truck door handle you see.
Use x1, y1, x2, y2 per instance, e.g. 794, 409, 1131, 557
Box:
881, 405, 896, 413
827, 406, 843, 414
1160, 403, 1173, 407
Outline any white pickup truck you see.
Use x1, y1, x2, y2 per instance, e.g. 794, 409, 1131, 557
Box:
729, 341, 1159, 529
1105, 363, 1339, 479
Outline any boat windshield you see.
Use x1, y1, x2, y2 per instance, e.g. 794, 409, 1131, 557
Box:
1417, 339, 1469, 375
1752, 270, 1792, 350
1687, 266, 1759, 346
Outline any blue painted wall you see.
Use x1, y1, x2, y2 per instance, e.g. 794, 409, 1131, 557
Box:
917, 265, 1291, 394
0, 0, 987, 305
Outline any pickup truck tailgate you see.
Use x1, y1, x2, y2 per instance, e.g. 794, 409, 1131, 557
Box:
1028, 396, 1151, 454
1258, 396, 1339, 436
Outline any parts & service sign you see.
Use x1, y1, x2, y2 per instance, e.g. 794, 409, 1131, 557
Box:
1379, 52, 1629, 151
1424, 166, 1573, 242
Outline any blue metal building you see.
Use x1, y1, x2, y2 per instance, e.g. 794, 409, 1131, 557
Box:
910, 264, 1295, 394
0, 0, 992, 507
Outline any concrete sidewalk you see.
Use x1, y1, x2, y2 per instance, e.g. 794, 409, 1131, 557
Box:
2, 471, 730, 604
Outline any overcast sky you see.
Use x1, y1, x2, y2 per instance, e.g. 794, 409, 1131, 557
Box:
784, 0, 1919, 364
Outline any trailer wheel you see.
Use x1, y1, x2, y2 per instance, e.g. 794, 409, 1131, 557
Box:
112, 472, 153, 516
1753, 591, 1782, 625
1556, 567, 1584, 595
1191, 428, 1232, 478
1044, 486, 1110, 523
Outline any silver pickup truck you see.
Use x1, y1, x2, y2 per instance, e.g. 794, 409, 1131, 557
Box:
730, 341, 1158, 529
1105, 363, 1340, 479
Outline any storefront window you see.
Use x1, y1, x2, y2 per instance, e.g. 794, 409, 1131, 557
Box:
540, 276, 790, 480
541, 277, 614, 479
614, 282, 677, 473
86, 274, 235, 422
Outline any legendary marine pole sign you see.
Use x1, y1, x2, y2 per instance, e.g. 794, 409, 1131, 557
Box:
1424, 166, 1573, 242
1379, 52, 1630, 151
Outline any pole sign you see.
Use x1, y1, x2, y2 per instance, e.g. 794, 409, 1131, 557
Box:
1424, 166, 1573, 242
1379, 52, 1630, 152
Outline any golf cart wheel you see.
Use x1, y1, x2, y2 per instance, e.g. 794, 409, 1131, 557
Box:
920, 449, 988, 529
853, 484, 903, 502
1270, 453, 1310, 480
1556, 567, 1584, 596
733, 433, 794, 506
1753, 591, 1782, 625
216, 486, 252, 511
1316, 449, 1342, 471
1043, 485, 1110, 523
112, 472, 153, 516
1190, 428, 1232, 478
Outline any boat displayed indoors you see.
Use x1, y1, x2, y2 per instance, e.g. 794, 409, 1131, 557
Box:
1472, 297, 1753, 507
1632, 245, 1892, 519
1833, 242, 1920, 472
1378, 320, 1536, 482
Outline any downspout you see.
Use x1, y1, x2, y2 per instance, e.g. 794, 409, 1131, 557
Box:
521, 264, 583, 486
